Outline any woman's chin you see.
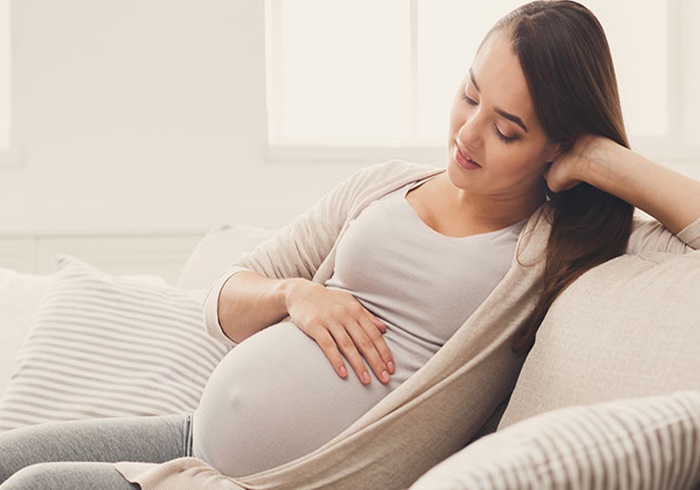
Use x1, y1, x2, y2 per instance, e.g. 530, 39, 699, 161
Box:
446, 160, 478, 191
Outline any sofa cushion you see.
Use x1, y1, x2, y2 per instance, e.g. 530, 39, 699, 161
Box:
499, 250, 700, 429
410, 391, 700, 490
0, 255, 230, 432
177, 224, 278, 290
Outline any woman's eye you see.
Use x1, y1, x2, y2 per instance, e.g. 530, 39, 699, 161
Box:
495, 126, 518, 144
462, 94, 478, 106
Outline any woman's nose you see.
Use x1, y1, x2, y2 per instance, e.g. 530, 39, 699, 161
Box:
457, 108, 483, 149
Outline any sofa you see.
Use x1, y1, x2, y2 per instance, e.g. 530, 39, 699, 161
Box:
1, 223, 699, 489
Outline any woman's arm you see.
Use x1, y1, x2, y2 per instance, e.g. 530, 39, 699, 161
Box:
208, 162, 438, 384
546, 134, 700, 235
217, 271, 292, 342
218, 270, 394, 385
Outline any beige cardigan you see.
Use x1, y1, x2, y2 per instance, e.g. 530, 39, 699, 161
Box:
116, 160, 700, 490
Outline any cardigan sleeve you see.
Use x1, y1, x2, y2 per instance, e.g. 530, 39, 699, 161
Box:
626, 216, 700, 255
201, 162, 394, 346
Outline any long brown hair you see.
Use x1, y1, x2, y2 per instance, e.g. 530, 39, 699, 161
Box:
493, 1, 635, 354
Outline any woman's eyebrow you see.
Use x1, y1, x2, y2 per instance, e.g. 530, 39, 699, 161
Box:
469, 68, 529, 133
496, 108, 528, 133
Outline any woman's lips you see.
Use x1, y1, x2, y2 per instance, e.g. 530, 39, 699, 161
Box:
454, 144, 481, 170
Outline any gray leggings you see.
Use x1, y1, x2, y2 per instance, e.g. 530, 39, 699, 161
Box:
0, 414, 191, 490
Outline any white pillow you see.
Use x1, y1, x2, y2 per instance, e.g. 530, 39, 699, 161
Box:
409, 391, 700, 490
0, 255, 230, 432
0, 268, 52, 396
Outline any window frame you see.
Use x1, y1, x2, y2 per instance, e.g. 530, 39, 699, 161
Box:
628, 0, 699, 166
0, 0, 21, 168
264, 0, 699, 168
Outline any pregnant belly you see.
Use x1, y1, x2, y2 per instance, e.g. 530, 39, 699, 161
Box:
192, 321, 395, 478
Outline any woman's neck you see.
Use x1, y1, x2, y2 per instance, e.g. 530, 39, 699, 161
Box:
439, 174, 545, 231
406, 174, 545, 238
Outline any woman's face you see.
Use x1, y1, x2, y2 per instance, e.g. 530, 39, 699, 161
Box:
447, 29, 559, 202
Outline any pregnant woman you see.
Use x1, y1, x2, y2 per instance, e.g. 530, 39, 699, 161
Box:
192, 171, 526, 476
2, 2, 700, 489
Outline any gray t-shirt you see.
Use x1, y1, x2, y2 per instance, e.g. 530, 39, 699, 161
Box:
192, 181, 525, 477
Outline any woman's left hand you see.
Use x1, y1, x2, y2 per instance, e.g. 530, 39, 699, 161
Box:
544, 134, 615, 193
545, 132, 700, 235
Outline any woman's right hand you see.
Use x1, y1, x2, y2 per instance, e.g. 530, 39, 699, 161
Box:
284, 278, 395, 385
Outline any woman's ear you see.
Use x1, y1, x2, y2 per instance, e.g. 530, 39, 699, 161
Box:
545, 139, 570, 164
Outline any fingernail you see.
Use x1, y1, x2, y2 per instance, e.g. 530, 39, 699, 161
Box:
381, 370, 390, 383
362, 372, 371, 384
387, 361, 395, 374
339, 365, 348, 377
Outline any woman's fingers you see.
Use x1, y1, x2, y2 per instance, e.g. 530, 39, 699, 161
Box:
357, 312, 395, 376
336, 320, 391, 384
285, 281, 394, 384
313, 317, 393, 385
330, 327, 374, 385
311, 328, 350, 380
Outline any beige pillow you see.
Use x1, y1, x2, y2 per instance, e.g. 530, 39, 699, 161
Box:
500, 250, 700, 429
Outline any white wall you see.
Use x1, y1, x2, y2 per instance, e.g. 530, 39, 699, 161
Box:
2, 0, 699, 244
2, 0, 362, 237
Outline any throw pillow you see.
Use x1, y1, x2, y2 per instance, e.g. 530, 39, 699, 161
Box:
410, 391, 700, 490
0, 255, 230, 432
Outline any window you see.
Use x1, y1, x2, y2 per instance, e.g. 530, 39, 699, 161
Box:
266, 0, 412, 147
0, 0, 10, 152
265, 0, 696, 163
682, 0, 700, 148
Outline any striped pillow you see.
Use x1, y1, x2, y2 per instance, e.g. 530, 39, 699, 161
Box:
410, 391, 700, 490
0, 255, 230, 432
